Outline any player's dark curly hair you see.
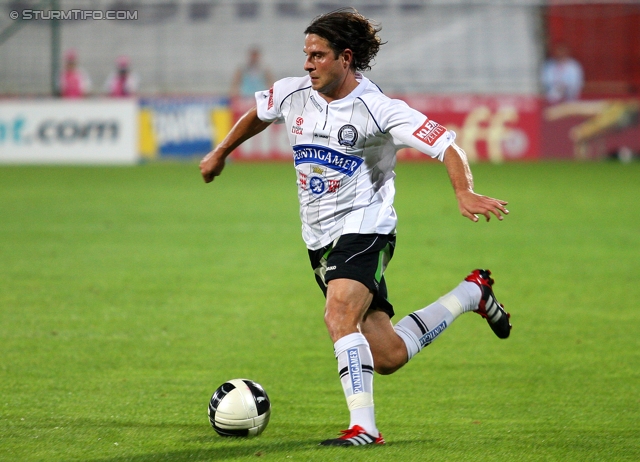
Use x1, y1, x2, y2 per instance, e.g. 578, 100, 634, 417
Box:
304, 8, 385, 72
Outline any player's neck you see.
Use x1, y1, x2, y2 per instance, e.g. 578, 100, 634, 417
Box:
319, 73, 359, 103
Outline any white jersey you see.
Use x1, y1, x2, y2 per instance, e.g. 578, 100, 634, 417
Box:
255, 74, 455, 250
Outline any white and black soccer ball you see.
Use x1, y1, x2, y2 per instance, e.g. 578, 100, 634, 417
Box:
208, 378, 271, 437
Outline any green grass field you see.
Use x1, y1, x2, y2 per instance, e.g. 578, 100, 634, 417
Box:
1, 161, 639, 461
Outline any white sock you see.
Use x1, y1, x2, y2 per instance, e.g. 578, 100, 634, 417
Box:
394, 281, 481, 360
334, 332, 378, 436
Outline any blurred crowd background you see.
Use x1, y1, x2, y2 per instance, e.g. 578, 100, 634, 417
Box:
1, 0, 638, 99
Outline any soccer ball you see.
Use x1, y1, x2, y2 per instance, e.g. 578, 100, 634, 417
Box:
208, 378, 271, 437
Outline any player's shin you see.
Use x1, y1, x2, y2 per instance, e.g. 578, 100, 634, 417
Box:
334, 332, 378, 436
394, 281, 481, 360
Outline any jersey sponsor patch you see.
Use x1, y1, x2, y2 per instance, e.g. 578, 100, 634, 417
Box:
327, 179, 340, 192
313, 126, 330, 141
293, 144, 364, 177
413, 119, 446, 146
299, 171, 341, 196
291, 115, 304, 135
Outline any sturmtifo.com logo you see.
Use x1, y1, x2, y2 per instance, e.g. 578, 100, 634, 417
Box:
9, 9, 138, 21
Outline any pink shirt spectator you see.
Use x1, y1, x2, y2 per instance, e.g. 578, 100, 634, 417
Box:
59, 49, 91, 98
104, 56, 140, 97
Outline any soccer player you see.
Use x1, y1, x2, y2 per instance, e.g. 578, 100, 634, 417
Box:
200, 8, 511, 446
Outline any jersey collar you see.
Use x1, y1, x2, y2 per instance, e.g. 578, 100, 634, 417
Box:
312, 73, 369, 106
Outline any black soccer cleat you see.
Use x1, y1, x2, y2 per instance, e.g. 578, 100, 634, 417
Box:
465, 269, 511, 339
319, 425, 385, 446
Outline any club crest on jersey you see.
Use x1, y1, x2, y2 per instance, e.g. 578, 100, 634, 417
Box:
293, 144, 364, 177
308, 174, 327, 196
338, 124, 358, 147
413, 119, 446, 146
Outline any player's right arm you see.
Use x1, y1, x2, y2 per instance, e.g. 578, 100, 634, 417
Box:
199, 106, 271, 183
369, 95, 509, 222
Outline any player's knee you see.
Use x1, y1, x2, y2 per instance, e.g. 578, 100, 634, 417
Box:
323, 302, 359, 341
372, 350, 406, 375
323, 307, 338, 334
374, 360, 402, 375
324, 291, 363, 324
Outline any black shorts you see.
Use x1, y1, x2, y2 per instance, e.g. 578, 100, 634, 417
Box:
308, 233, 396, 318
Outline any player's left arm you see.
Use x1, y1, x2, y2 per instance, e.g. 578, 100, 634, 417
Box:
380, 99, 508, 221
443, 143, 509, 222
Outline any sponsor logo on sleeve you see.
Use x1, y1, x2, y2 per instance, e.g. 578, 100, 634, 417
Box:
413, 119, 446, 146
267, 87, 274, 110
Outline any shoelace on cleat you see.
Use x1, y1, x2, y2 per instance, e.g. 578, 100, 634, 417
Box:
335, 426, 383, 445
338, 427, 364, 439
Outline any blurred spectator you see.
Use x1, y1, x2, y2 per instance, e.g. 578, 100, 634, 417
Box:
230, 47, 273, 99
59, 49, 92, 98
541, 43, 584, 104
104, 56, 140, 97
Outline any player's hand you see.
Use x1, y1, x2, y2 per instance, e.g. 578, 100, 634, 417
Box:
199, 150, 226, 183
456, 190, 509, 222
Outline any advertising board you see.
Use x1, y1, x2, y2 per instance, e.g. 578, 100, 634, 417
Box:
0, 99, 138, 164
229, 94, 541, 162
138, 97, 231, 159
397, 95, 541, 162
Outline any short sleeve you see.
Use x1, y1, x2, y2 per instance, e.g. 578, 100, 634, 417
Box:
376, 98, 455, 162
255, 86, 282, 123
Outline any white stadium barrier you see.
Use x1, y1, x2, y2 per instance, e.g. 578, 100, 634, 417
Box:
0, 99, 138, 164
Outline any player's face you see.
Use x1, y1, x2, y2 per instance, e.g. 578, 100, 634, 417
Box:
303, 34, 350, 100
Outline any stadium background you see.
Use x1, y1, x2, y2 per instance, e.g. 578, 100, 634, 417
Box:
1, 0, 639, 163
1, 2, 640, 460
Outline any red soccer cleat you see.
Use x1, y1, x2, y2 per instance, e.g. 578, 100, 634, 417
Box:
465, 269, 512, 339
319, 425, 385, 446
